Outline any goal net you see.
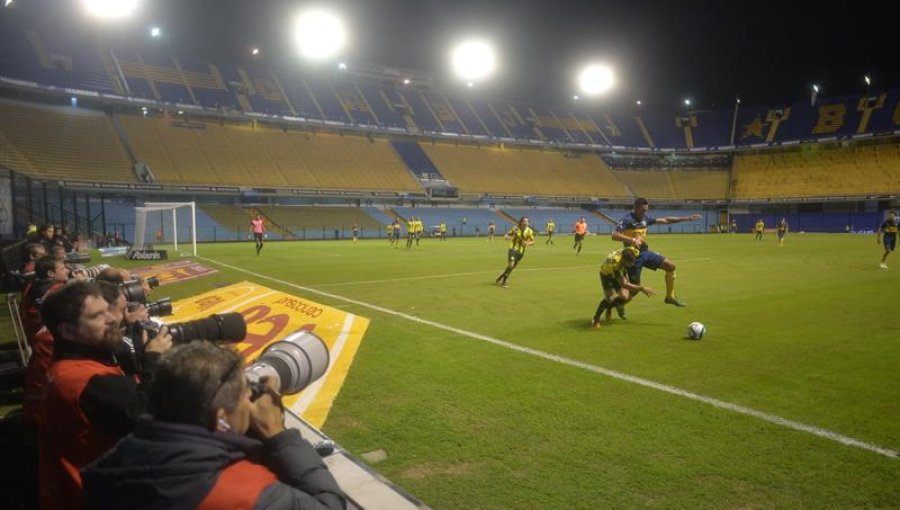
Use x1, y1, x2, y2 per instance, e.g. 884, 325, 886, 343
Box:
133, 202, 197, 256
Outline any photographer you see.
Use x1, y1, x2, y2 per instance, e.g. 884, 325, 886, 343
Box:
83, 341, 346, 510
38, 281, 172, 510
21, 255, 71, 343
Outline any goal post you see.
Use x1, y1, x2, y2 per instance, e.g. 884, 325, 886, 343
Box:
133, 202, 197, 256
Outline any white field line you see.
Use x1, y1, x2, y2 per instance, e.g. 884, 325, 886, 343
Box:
200, 256, 897, 460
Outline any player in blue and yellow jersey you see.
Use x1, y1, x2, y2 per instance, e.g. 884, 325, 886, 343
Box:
755, 219, 765, 240
386, 222, 395, 245
878, 210, 898, 269
495, 217, 535, 288
439, 222, 447, 241
776, 218, 788, 247
591, 248, 655, 328
405, 217, 416, 249
612, 197, 700, 308
546, 219, 556, 245
414, 218, 424, 246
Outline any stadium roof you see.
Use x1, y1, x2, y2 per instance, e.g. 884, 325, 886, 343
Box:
12, 0, 900, 110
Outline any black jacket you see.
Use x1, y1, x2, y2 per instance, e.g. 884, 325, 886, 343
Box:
82, 418, 346, 510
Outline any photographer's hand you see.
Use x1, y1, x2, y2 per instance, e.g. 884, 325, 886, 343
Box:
250, 377, 286, 439
144, 326, 173, 354
126, 304, 149, 325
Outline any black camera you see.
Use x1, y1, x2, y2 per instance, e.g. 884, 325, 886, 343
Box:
143, 312, 247, 344
244, 330, 330, 397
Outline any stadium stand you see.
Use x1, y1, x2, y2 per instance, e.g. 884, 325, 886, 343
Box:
0, 99, 135, 183
256, 206, 382, 239
732, 141, 900, 200
420, 143, 632, 198
117, 115, 423, 191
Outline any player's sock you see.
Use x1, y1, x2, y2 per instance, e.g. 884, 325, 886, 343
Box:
665, 271, 676, 300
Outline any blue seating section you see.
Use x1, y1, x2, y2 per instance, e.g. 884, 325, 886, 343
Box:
2, 11, 899, 150
390, 142, 442, 179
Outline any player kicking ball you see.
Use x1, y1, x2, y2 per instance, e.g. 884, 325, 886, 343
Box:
591, 248, 655, 328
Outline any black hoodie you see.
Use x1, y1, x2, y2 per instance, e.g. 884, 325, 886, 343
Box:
82, 417, 346, 510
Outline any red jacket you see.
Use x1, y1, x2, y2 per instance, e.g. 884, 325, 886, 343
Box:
40, 359, 125, 510
23, 327, 54, 426
196, 460, 279, 510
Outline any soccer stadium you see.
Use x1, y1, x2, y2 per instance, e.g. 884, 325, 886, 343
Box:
0, 0, 898, 508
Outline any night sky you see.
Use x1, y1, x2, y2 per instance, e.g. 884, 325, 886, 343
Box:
23, 0, 900, 111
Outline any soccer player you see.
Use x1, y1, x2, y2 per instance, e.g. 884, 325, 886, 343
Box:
546, 218, 556, 245
878, 210, 898, 269
439, 222, 447, 241
754, 219, 765, 240
405, 217, 416, 249
591, 248, 655, 328
612, 197, 701, 307
776, 218, 789, 246
392, 219, 402, 248
386, 222, 395, 245
730, 219, 738, 233
495, 217, 535, 288
488, 220, 496, 241
414, 217, 424, 246
573, 217, 588, 255
352, 223, 359, 242
249, 214, 265, 255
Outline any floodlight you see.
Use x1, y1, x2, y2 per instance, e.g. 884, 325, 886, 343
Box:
293, 8, 346, 61
4, 0, 14, 8
864, 75, 871, 86
684, 99, 691, 107
636, 100, 642, 106
577, 64, 614, 96
82, 0, 140, 19
150, 26, 160, 38
467, 81, 474, 88
402, 78, 410, 85
338, 62, 347, 70
451, 40, 496, 82
573, 95, 579, 101
812, 84, 819, 92
252, 48, 260, 56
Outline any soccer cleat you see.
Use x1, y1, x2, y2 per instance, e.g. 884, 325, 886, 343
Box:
591, 318, 601, 329
616, 306, 627, 320
880, 263, 888, 269
664, 297, 687, 307
500, 282, 510, 288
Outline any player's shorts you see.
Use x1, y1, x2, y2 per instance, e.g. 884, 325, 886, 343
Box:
392, 232, 400, 240
574, 233, 585, 242
600, 274, 621, 292
254, 233, 264, 242
885, 235, 897, 251
507, 249, 523, 262
777, 230, 786, 239
627, 250, 666, 283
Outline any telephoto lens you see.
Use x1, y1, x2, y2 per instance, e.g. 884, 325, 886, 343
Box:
167, 312, 247, 344
145, 297, 173, 317
244, 330, 330, 396
144, 276, 160, 289
120, 279, 147, 303
71, 264, 110, 279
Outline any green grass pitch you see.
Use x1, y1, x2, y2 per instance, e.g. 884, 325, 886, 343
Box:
9, 232, 900, 508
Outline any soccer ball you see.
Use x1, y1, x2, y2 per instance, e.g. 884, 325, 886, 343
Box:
687, 321, 706, 340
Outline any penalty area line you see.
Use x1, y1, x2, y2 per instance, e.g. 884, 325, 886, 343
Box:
200, 255, 898, 460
